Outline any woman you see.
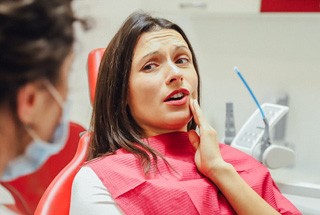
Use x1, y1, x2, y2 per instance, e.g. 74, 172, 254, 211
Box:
70, 12, 300, 214
0, 0, 83, 181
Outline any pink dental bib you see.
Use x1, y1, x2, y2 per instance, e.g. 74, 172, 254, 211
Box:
87, 132, 300, 215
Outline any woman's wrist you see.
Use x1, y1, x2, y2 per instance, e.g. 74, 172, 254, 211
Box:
205, 160, 235, 184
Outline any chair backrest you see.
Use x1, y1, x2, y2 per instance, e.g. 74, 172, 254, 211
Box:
87, 48, 105, 105
33, 48, 104, 214
34, 132, 90, 215
1, 122, 85, 215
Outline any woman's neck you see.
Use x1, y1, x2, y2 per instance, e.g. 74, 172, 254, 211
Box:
142, 125, 188, 139
142, 131, 194, 159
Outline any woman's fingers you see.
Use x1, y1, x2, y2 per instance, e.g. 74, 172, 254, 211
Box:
189, 98, 216, 147
189, 98, 224, 177
189, 98, 198, 125
188, 129, 200, 150
190, 98, 210, 131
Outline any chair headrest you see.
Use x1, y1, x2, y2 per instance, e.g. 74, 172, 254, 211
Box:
87, 48, 105, 105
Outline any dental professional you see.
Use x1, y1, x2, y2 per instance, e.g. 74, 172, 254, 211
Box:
70, 12, 301, 215
0, 0, 83, 182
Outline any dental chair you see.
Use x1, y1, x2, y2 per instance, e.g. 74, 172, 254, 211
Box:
34, 48, 105, 214
34, 132, 90, 215
88, 48, 105, 105
1, 122, 86, 215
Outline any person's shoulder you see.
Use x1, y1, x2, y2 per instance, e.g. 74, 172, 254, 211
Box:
84, 154, 111, 166
70, 167, 120, 215
84, 148, 126, 165
84, 149, 138, 171
74, 166, 98, 182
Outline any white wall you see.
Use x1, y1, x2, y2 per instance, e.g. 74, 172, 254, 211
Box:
69, 0, 142, 128
186, 13, 320, 182
70, 1, 320, 183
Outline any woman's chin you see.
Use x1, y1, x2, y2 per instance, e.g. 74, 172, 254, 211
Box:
163, 116, 192, 131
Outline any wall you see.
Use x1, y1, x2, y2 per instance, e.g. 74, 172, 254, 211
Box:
69, 0, 141, 128
70, 1, 320, 182
184, 13, 320, 182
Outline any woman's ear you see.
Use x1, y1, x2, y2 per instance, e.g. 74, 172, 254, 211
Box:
16, 82, 44, 125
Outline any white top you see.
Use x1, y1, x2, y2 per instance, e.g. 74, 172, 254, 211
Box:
69, 167, 123, 214
0, 185, 18, 215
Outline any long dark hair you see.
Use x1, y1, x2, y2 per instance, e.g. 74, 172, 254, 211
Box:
90, 11, 201, 173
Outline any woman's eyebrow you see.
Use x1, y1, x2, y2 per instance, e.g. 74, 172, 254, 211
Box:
140, 51, 159, 61
173, 45, 193, 57
138, 45, 190, 63
174, 45, 190, 51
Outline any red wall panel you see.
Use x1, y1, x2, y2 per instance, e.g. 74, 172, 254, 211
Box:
261, 0, 320, 12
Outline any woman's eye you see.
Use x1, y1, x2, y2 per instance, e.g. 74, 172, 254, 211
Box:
142, 63, 157, 71
176, 57, 189, 65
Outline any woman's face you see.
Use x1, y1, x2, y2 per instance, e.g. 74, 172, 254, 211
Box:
128, 29, 198, 137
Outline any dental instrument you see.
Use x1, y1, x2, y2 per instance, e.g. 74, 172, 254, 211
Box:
231, 67, 295, 169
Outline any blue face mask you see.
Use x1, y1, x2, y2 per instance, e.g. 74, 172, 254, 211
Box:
0, 80, 70, 181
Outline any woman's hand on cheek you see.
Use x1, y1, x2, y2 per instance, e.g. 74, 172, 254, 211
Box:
189, 98, 281, 215
188, 98, 229, 180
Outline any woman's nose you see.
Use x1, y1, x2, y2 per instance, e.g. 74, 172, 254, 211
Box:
165, 62, 183, 85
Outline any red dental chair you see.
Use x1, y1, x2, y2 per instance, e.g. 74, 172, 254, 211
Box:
34, 132, 90, 215
34, 48, 105, 215
87, 48, 105, 105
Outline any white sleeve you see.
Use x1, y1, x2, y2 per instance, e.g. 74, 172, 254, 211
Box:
70, 166, 123, 215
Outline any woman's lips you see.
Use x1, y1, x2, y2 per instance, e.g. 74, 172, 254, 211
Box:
165, 96, 188, 106
164, 88, 190, 106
